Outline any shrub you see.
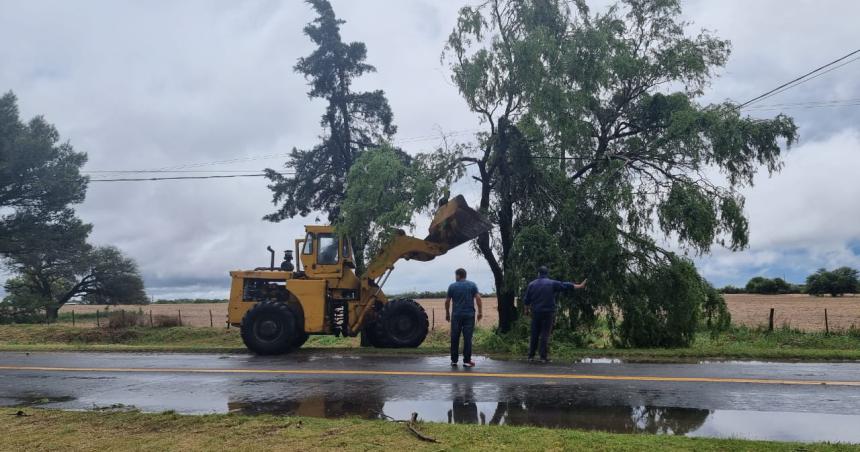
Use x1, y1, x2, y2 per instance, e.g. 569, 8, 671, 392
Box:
719, 285, 745, 294
152, 315, 182, 327
702, 283, 731, 333
744, 276, 798, 294
616, 259, 704, 348
107, 310, 145, 329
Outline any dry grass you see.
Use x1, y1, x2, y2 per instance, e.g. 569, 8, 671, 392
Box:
59, 294, 859, 333
61, 303, 225, 327
725, 294, 860, 332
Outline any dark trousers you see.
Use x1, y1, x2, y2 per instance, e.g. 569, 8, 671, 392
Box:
528, 311, 555, 360
450, 314, 475, 363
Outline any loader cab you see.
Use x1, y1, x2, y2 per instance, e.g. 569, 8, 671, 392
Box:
296, 226, 355, 278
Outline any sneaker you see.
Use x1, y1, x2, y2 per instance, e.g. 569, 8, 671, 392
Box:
527, 356, 535, 363
451, 362, 458, 367
539, 358, 550, 364
463, 361, 476, 368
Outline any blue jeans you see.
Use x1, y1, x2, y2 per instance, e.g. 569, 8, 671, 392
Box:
450, 314, 475, 363
528, 311, 555, 360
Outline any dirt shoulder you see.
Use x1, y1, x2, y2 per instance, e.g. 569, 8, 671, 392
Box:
3, 408, 853, 451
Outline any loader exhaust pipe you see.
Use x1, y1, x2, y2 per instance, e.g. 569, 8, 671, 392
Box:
266, 246, 275, 270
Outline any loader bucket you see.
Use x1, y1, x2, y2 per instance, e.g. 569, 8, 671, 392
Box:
425, 195, 492, 249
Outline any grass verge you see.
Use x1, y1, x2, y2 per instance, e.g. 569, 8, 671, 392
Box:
3, 408, 856, 451
1, 324, 859, 361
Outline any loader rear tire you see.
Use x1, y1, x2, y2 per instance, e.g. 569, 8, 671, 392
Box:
240, 301, 298, 355
374, 299, 428, 348
287, 304, 309, 349
293, 332, 309, 348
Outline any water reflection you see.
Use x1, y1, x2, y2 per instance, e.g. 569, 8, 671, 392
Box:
227, 380, 709, 435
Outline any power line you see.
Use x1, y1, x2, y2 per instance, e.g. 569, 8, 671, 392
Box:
737, 49, 860, 109
742, 99, 860, 111
89, 174, 270, 182
83, 169, 268, 174
739, 56, 860, 109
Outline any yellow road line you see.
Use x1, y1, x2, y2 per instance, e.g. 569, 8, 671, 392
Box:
0, 365, 858, 387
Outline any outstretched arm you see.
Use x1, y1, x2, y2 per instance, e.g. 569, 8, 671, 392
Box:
475, 293, 483, 321
574, 279, 587, 289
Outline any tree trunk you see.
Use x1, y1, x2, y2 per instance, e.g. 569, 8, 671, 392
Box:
497, 290, 517, 333
46, 305, 60, 322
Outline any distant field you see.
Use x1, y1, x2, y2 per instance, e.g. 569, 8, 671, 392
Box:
60, 303, 227, 327
724, 294, 860, 331
59, 294, 859, 332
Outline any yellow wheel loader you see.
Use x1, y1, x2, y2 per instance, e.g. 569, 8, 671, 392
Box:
227, 195, 491, 355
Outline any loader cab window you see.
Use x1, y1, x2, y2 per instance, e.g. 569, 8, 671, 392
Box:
302, 233, 313, 255
318, 233, 339, 265
342, 238, 352, 260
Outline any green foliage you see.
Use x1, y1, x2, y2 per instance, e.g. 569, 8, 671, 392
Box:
336, 144, 452, 262
265, 0, 396, 270
616, 259, 705, 348
0, 91, 145, 322
0, 91, 88, 245
3, 242, 147, 322
442, 0, 796, 342
0, 278, 46, 324
806, 267, 859, 297
702, 282, 731, 333
744, 276, 797, 294
719, 285, 746, 294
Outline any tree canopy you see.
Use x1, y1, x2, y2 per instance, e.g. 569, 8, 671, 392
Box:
806, 267, 859, 297
265, 0, 396, 270
440, 0, 796, 341
336, 144, 458, 262
0, 91, 88, 253
0, 91, 146, 321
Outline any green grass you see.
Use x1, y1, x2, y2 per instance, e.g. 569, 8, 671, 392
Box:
1, 323, 859, 361
3, 408, 855, 451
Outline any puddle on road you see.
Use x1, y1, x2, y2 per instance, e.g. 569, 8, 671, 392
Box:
227, 398, 860, 443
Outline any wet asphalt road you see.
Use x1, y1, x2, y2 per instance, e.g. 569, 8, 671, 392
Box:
1, 351, 860, 443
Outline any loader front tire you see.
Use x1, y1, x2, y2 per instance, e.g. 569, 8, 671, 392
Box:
375, 299, 428, 348
241, 301, 298, 355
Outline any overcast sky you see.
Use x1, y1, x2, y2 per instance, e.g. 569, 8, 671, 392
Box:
1, 0, 858, 298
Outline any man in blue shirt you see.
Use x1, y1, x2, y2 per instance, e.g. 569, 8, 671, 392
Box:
523, 266, 586, 363
445, 268, 483, 367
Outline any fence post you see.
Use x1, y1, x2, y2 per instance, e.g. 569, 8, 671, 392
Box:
149, 310, 153, 327
768, 308, 774, 332
178, 310, 182, 327
209, 310, 213, 328
432, 309, 435, 331
72, 310, 75, 327
825, 308, 830, 335
96, 310, 100, 328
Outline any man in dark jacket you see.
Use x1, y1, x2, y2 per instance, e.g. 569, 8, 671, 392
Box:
523, 266, 586, 363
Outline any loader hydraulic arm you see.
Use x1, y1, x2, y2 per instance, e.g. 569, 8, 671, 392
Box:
349, 195, 492, 335
362, 232, 449, 281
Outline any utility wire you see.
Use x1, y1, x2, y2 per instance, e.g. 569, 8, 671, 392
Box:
737, 49, 860, 109
83, 169, 268, 174
89, 174, 270, 182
